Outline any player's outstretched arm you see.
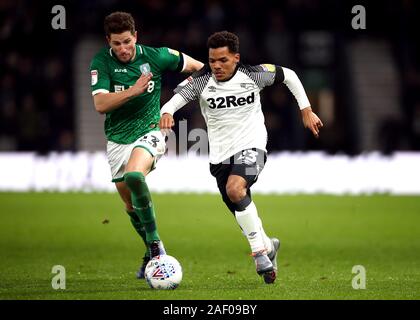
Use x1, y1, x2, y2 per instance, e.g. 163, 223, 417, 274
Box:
93, 73, 153, 114
281, 67, 323, 138
182, 53, 204, 73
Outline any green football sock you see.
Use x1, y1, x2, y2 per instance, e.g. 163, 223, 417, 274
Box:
124, 171, 160, 244
126, 210, 148, 249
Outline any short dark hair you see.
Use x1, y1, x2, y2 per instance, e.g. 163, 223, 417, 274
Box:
207, 31, 240, 53
104, 11, 136, 37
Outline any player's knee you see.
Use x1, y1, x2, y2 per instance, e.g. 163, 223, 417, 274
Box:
124, 171, 145, 190
226, 183, 247, 203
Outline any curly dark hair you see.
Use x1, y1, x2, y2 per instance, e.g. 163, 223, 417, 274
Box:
104, 11, 136, 36
207, 31, 240, 53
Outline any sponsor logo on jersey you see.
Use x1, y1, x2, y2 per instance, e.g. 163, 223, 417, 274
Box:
207, 92, 255, 109
114, 85, 124, 92
140, 63, 151, 75
114, 68, 127, 73
208, 86, 217, 92
247, 232, 257, 238
240, 83, 257, 90
91, 70, 98, 85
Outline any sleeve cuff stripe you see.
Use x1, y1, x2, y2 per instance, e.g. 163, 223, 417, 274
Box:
176, 53, 186, 73
92, 89, 109, 96
275, 66, 285, 83
182, 54, 187, 72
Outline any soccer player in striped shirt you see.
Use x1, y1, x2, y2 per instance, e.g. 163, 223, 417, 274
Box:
160, 31, 323, 284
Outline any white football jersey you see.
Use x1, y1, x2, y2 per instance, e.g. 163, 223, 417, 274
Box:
174, 63, 284, 164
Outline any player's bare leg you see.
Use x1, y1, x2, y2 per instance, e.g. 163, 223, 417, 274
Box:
226, 174, 278, 284
124, 147, 166, 259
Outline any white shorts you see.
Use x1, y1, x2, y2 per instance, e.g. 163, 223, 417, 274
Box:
107, 130, 166, 182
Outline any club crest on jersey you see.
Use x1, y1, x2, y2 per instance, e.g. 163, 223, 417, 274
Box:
140, 63, 151, 75
91, 70, 98, 85
240, 83, 257, 90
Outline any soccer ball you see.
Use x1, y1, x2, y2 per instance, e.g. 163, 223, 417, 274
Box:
144, 255, 182, 290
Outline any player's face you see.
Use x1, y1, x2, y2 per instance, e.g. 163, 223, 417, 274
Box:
107, 31, 137, 63
209, 47, 240, 81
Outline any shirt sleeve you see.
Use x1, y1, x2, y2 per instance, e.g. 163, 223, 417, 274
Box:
246, 64, 310, 109
282, 67, 311, 110
160, 74, 203, 116
160, 93, 189, 116
157, 47, 184, 72
244, 64, 285, 89
90, 54, 111, 96
173, 76, 200, 102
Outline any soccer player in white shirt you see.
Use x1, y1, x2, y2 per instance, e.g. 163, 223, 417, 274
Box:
159, 31, 323, 284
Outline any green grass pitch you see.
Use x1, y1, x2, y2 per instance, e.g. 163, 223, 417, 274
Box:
0, 192, 419, 300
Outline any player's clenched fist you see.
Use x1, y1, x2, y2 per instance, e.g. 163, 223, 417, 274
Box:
129, 73, 153, 96
159, 113, 174, 130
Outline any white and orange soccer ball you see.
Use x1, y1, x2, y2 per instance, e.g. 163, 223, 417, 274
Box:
144, 255, 183, 290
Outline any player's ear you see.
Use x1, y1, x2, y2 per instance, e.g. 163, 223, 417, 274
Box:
134, 31, 138, 42
235, 53, 240, 62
